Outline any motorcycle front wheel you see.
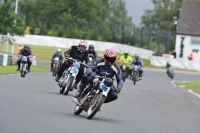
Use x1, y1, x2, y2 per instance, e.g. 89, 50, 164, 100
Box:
63, 76, 74, 95
86, 92, 106, 119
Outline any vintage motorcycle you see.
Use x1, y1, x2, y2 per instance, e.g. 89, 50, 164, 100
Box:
52, 57, 60, 77
58, 57, 88, 95
167, 66, 174, 79
71, 72, 118, 119
121, 64, 130, 82
20, 56, 29, 78
131, 65, 140, 85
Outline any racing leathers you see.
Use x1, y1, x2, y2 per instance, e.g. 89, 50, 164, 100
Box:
56, 46, 89, 85
51, 53, 63, 71
74, 57, 123, 103
17, 48, 33, 71
131, 59, 143, 78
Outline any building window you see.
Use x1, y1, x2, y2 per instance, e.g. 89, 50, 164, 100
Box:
191, 37, 200, 45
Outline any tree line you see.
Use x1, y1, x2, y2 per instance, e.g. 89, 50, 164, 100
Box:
0, 0, 182, 52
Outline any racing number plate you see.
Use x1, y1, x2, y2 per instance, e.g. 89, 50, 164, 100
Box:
100, 83, 110, 93
70, 67, 79, 75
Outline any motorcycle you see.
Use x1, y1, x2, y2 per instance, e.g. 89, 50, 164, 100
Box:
58, 57, 88, 95
52, 57, 60, 77
121, 64, 129, 82
71, 72, 117, 119
131, 65, 140, 85
167, 67, 174, 79
20, 56, 29, 78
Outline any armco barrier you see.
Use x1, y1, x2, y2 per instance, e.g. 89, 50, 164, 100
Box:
0, 54, 3, 66
13, 35, 154, 60
150, 55, 200, 72
7, 55, 13, 65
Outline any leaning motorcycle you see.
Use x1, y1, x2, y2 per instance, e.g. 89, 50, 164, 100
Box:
167, 66, 174, 79
52, 57, 60, 77
58, 57, 88, 95
131, 65, 140, 85
20, 56, 29, 78
71, 72, 117, 119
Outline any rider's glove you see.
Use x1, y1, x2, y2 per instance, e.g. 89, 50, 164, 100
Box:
115, 87, 121, 94
65, 54, 70, 59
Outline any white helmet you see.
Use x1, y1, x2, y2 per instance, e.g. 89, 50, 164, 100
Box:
57, 48, 61, 53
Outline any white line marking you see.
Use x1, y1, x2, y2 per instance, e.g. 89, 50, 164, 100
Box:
171, 81, 176, 87
188, 90, 200, 98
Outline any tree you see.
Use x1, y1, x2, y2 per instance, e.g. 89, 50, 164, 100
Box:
0, 1, 24, 35
141, 0, 182, 50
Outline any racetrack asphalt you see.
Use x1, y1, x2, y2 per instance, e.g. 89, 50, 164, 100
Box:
0, 69, 200, 133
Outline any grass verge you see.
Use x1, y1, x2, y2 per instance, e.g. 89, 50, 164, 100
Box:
0, 65, 50, 75
175, 81, 200, 94
1, 44, 158, 68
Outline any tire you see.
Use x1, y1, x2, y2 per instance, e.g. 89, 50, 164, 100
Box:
21, 64, 25, 78
21, 71, 25, 77
52, 67, 57, 76
60, 86, 65, 94
74, 104, 83, 115
63, 76, 74, 95
122, 71, 126, 82
132, 71, 136, 85
86, 93, 106, 119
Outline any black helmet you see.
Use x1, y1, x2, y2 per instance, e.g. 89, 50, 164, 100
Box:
89, 44, 95, 51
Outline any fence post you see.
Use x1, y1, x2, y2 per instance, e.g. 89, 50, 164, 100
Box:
147, 29, 151, 50
157, 30, 161, 53
140, 26, 143, 48
165, 31, 171, 54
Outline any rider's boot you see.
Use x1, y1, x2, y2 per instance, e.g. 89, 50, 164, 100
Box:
73, 83, 85, 98
55, 75, 60, 82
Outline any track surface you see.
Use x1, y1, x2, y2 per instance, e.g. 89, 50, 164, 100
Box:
0, 70, 200, 133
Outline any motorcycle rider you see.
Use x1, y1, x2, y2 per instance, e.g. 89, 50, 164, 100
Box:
55, 40, 89, 89
118, 51, 133, 77
16, 45, 33, 72
73, 49, 123, 104
88, 44, 97, 60
130, 54, 143, 80
166, 62, 172, 76
51, 48, 63, 71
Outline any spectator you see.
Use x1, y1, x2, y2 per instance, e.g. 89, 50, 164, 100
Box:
188, 54, 194, 60
16, 45, 22, 55
171, 49, 176, 58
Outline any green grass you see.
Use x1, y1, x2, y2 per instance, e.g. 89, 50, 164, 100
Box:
1, 44, 156, 68
176, 81, 200, 94
0, 65, 50, 75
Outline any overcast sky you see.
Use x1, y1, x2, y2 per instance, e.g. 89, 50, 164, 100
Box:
125, 0, 154, 26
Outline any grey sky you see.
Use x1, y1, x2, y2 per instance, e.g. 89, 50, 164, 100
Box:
125, 0, 154, 26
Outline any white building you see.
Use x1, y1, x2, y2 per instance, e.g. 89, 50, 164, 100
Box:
176, 0, 200, 62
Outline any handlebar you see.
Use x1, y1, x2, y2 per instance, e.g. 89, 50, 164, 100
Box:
66, 57, 89, 68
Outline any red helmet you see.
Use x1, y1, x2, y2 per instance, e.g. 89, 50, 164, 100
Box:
78, 40, 87, 48
104, 49, 116, 66
78, 40, 87, 52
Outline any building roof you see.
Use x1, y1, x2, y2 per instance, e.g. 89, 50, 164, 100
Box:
177, 0, 200, 36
